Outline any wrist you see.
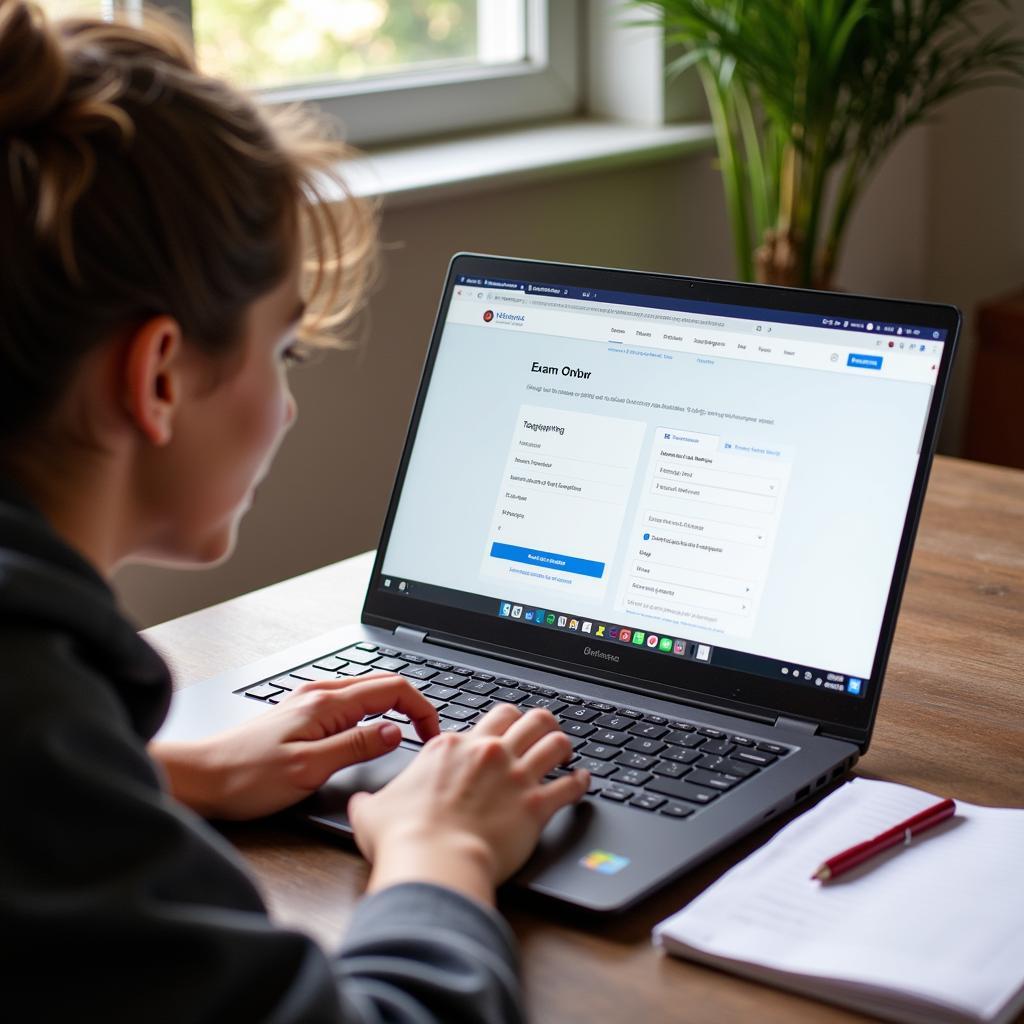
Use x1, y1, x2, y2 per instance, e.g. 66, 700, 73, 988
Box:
149, 738, 227, 818
365, 827, 497, 908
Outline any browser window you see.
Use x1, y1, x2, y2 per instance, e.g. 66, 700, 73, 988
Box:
380, 276, 946, 700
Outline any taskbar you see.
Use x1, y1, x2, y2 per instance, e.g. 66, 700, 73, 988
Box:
376, 573, 868, 699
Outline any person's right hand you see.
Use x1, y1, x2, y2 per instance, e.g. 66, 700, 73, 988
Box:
348, 703, 590, 907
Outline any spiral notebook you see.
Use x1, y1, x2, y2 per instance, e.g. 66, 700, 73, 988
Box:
653, 778, 1024, 1024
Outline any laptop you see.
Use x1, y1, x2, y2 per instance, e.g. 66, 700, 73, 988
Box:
158, 253, 960, 912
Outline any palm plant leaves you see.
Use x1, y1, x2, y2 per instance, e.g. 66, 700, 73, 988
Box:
636, 0, 1024, 286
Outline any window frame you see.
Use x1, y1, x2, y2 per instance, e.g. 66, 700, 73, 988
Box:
155, 0, 579, 147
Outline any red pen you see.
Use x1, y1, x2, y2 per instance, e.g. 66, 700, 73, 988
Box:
811, 797, 957, 881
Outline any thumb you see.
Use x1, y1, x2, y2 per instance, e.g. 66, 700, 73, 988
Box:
303, 721, 403, 784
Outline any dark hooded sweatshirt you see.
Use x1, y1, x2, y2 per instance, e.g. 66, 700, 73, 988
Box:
0, 477, 523, 1023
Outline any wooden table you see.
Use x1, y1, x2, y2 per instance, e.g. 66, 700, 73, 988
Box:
144, 455, 1024, 1024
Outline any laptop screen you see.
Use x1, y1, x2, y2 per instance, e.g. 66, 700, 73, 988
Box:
367, 255, 958, 739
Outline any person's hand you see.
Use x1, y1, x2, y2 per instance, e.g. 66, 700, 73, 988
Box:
349, 702, 590, 907
150, 673, 439, 820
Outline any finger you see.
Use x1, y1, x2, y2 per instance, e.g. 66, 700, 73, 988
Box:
298, 720, 404, 785
296, 676, 439, 740
468, 702, 522, 737
531, 770, 591, 823
517, 729, 574, 778
501, 707, 562, 757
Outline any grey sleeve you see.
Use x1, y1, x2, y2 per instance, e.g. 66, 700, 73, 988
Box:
334, 883, 525, 1024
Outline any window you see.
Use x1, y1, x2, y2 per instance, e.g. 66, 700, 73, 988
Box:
42, 1, 578, 146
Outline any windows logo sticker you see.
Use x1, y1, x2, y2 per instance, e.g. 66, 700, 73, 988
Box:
580, 849, 630, 875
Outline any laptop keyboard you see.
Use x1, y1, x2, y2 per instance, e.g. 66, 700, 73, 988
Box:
237, 642, 793, 821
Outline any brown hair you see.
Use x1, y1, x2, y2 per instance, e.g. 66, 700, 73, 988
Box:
0, 0, 375, 441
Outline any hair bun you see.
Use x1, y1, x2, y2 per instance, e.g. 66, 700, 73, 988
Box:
0, 0, 68, 134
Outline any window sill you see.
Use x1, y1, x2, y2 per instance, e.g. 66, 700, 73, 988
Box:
339, 118, 715, 208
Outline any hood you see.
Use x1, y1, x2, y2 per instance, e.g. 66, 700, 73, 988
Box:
0, 476, 171, 739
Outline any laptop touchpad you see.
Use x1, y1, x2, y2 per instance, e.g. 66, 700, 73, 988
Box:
302, 745, 416, 832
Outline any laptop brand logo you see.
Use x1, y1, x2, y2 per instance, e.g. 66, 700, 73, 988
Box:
580, 850, 630, 875
584, 646, 619, 663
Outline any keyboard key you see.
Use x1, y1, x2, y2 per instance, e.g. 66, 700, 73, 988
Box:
463, 679, 497, 696
288, 671, 317, 683
355, 642, 377, 652
731, 735, 755, 747
722, 759, 760, 778
578, 742, 618, 761
698, 727, 726, 739
599, 786, 634, 803
517, 681, 540, 693
576, 758, 618, 777
562, 706, 599, 723
625, 737, 665, 756
243, 681, 284, 701
591, 729, 629, 746
646, 778, 720, 805
612, 768, 652, 787
629, 793, 666, 811
423, 684, 460, 701
383, 710, 409, 723
558, 693, 582, 705
438, 719, 469, 733
472, 671, 495, 682
687, 768, 740, 791
312, 655, 348, 672
660, 745, 703, 765
587, 701, 614, 711
615, 708, 642, 719
734, 750, 777, 767
701, 740, 735, 757
537, 687, 558, 698
667, 721, 695, 732
643, 714, 668, 725
339, 664, 371, 677
615, 751, 657, 770
434, 673, 469, 687
695, 755, 730, 772
561, 721, 596, 738
652, 760, 691, 779
659, 802, 695, 819
372, 657, 407, 673
341, 647, 382, 665
439, 705, 478, 722
521, 695, 566, 714
491, 686, 527, 703
595, 714, 634, 731
630, 722, 668, 740
401, 665, 437, 681
666, 730, 705, 748
401, 653, 426, 664
451, 692, 490, 709
379, 647, 399, 657
757, 742, 789, 756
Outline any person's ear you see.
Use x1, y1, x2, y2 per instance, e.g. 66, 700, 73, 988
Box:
122, 316, 184, 446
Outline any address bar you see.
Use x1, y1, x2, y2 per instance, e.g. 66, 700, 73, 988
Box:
484, 291, 728, 332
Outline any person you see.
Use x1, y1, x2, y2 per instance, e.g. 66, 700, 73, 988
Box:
0, 2, 589, 1020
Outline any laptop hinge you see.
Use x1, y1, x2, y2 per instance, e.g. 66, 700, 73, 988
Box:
393, 625, 428, 645
774, 715, 819, 735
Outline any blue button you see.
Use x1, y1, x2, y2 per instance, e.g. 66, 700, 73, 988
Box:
847, 677, 863, 695
490, 542, 605, 579
847, 353, 883, 370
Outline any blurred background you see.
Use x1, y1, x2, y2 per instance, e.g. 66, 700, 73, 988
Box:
43, 1, 1024, 628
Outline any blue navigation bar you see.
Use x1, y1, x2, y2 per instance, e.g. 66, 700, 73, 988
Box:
847, 353, 883, 370
489, 542, 605, 579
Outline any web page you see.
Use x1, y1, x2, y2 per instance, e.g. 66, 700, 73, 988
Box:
382, 283, 941, 690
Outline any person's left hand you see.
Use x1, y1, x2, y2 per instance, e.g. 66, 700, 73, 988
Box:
149, 673, 439, 820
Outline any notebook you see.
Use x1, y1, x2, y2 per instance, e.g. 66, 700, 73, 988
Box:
653, 778, 1024, 1024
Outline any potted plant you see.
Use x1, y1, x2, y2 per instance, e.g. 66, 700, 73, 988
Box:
635, 0, 1024, 289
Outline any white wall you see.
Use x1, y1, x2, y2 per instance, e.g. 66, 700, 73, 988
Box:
116, 124, 939, 628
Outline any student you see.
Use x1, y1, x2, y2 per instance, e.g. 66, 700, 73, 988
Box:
0, 2, 589, 1020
